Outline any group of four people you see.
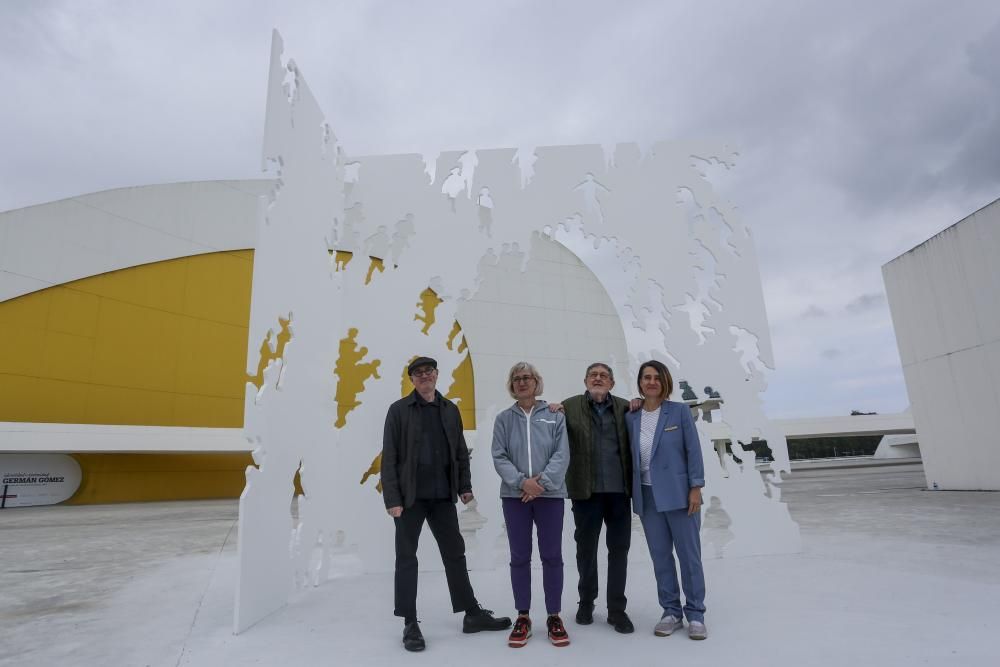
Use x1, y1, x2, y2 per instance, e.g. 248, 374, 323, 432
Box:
381, 356, 707, 652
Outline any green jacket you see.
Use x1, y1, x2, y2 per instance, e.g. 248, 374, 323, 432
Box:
562, 393, 633, 500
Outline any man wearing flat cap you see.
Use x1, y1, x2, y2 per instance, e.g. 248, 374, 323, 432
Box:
382, 356, 511, 652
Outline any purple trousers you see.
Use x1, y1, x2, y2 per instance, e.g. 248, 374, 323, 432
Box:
502, 496, 565, 614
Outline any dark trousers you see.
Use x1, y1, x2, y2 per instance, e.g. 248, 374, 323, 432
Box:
571, 492, 631, 612
393, 499, 477, 619
502, 497, 565, 614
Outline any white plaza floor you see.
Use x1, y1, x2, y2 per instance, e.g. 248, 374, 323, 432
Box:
3, 462, 998, 666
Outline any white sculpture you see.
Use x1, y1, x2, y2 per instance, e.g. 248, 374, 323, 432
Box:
236, 30, 799, 633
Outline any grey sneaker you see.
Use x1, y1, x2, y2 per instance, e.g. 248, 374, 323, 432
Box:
653, 614, 684, 636
688, 620, 707, 640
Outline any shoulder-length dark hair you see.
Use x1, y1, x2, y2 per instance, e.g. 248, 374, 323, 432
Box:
636, 360, 673, 400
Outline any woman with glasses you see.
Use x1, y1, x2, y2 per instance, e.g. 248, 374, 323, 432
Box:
626, 359, 708, 640
491, 361, 571, 648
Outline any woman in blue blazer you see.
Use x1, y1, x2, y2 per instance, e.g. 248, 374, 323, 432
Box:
626, 360, 707, 640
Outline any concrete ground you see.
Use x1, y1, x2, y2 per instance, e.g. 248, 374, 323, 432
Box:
2, 462, 998, 666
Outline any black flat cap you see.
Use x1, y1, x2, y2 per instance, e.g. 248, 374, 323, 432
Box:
407, 356, 438, 376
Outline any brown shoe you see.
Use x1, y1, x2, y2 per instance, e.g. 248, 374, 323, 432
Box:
546, 614, 570, 647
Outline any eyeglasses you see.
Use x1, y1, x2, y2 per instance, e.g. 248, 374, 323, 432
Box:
587, 371, 611, 380
411, 368, 437, 378
512, 375, 536, 384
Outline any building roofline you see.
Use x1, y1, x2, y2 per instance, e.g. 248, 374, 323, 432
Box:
0, 178, 274, 216
884, 195, 1000, 267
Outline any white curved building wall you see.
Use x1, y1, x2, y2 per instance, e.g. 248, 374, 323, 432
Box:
0, 180, 267, 302
883, 197, 1000, 490
457, 231, 630, 422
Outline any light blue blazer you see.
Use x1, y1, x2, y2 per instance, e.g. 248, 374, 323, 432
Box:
626, 400, 705, 514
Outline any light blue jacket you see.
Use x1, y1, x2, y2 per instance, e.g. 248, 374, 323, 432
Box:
491, 401, 570, 499
626, 400, 705, 513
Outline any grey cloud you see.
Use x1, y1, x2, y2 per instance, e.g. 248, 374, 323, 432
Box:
821, 348, 842, 360
941, 19, 1000, 201
806, 13, 1000, 217
845, 292, 886, 314
801, 305, 828, 319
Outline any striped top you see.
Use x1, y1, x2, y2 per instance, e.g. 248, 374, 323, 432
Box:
638, 408, 659, 485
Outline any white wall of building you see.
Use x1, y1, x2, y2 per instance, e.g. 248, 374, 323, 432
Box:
883, 197, 1000, 490
0, 180, 268, 302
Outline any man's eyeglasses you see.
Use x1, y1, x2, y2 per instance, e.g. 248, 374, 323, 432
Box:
587, 371, 611, 380
512, 375, 536, 384
411, 368, 437, 378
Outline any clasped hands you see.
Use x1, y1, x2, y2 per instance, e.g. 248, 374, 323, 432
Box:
520, 475, 544, 503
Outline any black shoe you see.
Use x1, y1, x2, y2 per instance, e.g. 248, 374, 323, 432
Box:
403, 619, 425, 652
463, 605, 513, 633
576, 602, 594, 625
607, 610, 635, 634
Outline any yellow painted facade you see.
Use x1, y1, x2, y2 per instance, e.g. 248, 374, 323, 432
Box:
0, 251, 254, 427
0, 249, 476, 503
66, 452, 254, 504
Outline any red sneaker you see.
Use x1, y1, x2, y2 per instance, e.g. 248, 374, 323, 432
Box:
508, 615, 532, 648
546, 614, 570, 647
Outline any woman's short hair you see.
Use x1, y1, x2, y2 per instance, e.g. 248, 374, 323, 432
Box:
506, 361, 544, 399
636, 360, 673, 400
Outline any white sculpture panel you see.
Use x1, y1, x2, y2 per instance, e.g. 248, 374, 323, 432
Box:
236, 31, 799, 633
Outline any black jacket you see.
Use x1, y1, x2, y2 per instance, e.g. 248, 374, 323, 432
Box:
562, 393, 633, 500
381, 390, 472, 509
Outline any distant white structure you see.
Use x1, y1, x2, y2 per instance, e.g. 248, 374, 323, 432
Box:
883, 197, 1000, 490
874, 433, 920, 460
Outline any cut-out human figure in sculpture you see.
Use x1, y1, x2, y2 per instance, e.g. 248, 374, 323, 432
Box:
414, 288, 444, 335
546, 363, 636, 634
363, 226, 390, 284
334, 328, 381, 428
381, 356, 511, 652
360, 453, 383, 493
475, 247, 498, 291
446, 321, 464, 352
274, 314, 292, 358
364, 257, 385, 285
572, 172, 611, 224
333, 250, 353, 272
477, 187, 494, 237
498, 242, 526, 273
442, 167, 465, 212
324, 219, 338, 256
340, 204, 364, 251
343, 161, 361, 199
247, 330, 274, 390
247, 315, 293, 391
626, 360, 708, 641
390, 214, 415, 267
492, 361, 571, 648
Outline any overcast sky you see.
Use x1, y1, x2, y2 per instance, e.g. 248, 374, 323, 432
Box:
2, 0, 998, 418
